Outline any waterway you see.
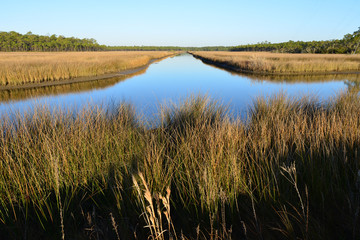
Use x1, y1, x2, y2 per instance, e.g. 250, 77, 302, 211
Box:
1, 53, 358, 119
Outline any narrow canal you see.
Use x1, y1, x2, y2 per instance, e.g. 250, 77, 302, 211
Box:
1, 53, 356, 119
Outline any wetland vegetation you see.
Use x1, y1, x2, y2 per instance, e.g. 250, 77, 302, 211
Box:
0, 68, 148, 103
0, 51, 175, 87
190, 51, 360, 75
0, 93, 359, 239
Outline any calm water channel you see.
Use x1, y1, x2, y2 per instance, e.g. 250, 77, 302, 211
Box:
0, 53, 358, 119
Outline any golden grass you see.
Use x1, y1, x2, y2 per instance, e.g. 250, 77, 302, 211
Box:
190, 51, 360, 74
0, 93, 359, 238
0, 51, 176, 86
0, 68, 148, 103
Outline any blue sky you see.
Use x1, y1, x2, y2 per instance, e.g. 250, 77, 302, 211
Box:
1, 0, 359, 46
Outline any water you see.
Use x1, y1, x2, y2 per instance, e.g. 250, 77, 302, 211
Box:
0, 53, 357, 119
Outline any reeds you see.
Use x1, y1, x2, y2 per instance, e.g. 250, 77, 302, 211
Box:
0, 51, 175, 86
190, 51, 360, 75
0, 93, 359, 239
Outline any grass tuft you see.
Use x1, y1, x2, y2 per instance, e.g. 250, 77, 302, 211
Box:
0, 93, 359, 239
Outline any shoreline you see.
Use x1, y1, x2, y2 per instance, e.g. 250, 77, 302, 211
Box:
0, 54, 176, 91
189, 52, 360, 76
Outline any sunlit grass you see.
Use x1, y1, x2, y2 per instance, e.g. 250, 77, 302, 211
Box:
190, 51, 360, 74
0, 68, 148, 103
0, 51, 176, 86
0, 93, 359, 239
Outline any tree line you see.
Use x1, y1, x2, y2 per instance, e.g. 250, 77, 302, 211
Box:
1, 29, 359, 53
0, 31, 232, 52
99, 45, 231, 51
0, 31, 107, 51
230, 28, 360, 54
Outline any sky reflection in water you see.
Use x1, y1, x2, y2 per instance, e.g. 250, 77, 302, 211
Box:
0, 54, 351, 120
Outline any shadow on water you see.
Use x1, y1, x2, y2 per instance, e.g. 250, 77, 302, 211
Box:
0, 67, 148, 103
199, 59, 360, 84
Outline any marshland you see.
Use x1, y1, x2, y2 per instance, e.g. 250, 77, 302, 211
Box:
0, 53, 353, 117
1, 91, 360, 239
0, 51, 175, 87
0, 50, 359, 239
190, 51, 360, 75
1, 24, 360, 239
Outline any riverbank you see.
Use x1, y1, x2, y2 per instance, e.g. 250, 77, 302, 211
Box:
0, 93, 359, 239
0, 68, 148, 103
190, 51, 360, 75
0, 51, 179, 90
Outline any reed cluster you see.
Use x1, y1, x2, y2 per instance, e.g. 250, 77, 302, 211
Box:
0, 93, 359, 239
0, 51, 175, 86
190, 51, 360, 74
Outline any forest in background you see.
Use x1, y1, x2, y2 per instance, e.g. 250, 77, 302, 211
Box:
0, 31, 106, 51
0, 31, 227, 52
0, 28, 359, 53
230, 27, 360, 54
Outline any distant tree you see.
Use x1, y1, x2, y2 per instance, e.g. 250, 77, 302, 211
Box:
0, 31, 107, 52
352, 27, 360, 54
230, 28, 360, 54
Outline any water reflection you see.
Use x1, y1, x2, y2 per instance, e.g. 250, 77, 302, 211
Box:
201, 60, 360, 83
0, 68, 147, 103
0, 53, 357, 119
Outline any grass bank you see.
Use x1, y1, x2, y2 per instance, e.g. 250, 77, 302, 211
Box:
0, 93, 360, 239
190, 51, 360, 75
0, 68, 148, 103
0, 51, 177, 87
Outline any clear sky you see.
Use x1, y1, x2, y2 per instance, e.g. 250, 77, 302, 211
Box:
1, 0, 359, 47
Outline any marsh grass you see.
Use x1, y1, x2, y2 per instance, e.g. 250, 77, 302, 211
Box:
191, 51, 360, 75
0, 51, 175, 86
0, 93, 359, 239
0, 68, 148, 103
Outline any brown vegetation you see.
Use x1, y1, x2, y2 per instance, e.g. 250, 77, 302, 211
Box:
0, 68, 147, 103
190, 51, 360, 75
0, 93, 359, 239
0, 51, 176, 86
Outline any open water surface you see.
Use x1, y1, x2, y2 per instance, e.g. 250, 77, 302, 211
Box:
0, 53, 357, 119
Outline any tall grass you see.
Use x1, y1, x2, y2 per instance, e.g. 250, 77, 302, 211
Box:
0, 51, 176, 86
0, 68, 147, 103
0, 93, 359, 239
190, 51, 360, 75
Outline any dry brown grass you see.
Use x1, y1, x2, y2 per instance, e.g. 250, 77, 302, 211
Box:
191, 51, 360, 74
0, 93, 360, 238
0, 51, 176, 86
0, 68, 148, 103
